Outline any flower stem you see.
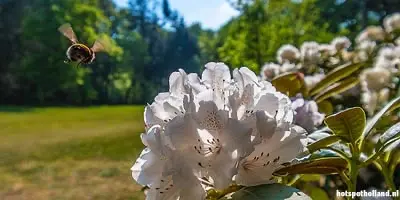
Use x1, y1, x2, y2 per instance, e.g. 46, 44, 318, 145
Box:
346, 144, 360, 200
376, 160, 397, 193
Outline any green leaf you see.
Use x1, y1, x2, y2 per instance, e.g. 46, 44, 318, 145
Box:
307, 135, 341, 153
271, 72, 305, 97
317, 100, 334, 115
377, 122, 400, 152
273, 157, 348, 176
314, 77, 359, 103
324, 107, 366, 144
220, 184, 311, 200
300, 174, 321, 182
304, 184, 330, 200
309, 62, 363, 96
360, 96, 400, 145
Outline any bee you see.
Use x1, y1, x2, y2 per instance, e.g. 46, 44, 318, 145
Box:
58, 23, 107, 67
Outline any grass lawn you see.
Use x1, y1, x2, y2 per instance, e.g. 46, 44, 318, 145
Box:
0, 106, 146, 200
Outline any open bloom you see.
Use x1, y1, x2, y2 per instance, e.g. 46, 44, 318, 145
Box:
384, 13, 400, 33
375, 46, 400, 74
360, 66, 392, 115
356, 26, 386, 43
260, 62, 281, 81
300, 41, 321, 68
132, 126, 206, 200
131, 62, 308, 199
277, 44, 300, 64
291, 95, 325, 132
360, 67, 392, 92
331, 36, 351, 51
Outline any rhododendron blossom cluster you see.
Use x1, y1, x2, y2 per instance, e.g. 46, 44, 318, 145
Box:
131, 62, 308, 200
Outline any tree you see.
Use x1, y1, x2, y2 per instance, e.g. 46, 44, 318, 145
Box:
17, 0, 121, 104
218, 0, 334, 72
0, 0, 26, 103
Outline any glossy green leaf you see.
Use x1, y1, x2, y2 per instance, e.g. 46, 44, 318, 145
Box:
273, 157, 347, 176
324, 107, 366, 144
271, 72, 305, 97
377, 122, 400, 152
360, 96, 400, 144
314, 77, 359, 103
220, 184, 311, 200
300, 174, 321, 182
309, 62, 363, 96
307, 135, 341, 153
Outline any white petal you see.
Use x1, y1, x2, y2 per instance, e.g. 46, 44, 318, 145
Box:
221, 118, 254, 157
233, 67, 259, 92
253, 92, 280, 116
165, 113, 199, 150
187, 73, 207, 94
236, 125, 307, 186
141, 126, 171, 156
197, 147, 238, 189
144, 105, 164, 129
171, 154, 206, 200
202, 62, 231, 89
169, 69, 188, 96
146, 175, 180, 200
131, 148, 166, 186
194, 100, 228, 131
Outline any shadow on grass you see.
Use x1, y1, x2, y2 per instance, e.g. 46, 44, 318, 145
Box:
34, 131, 145, 162
0, 130, 145, 168
0, 106, 36, 113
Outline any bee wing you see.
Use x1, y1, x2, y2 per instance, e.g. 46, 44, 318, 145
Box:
58, 23, 79, 44
91, 39, 109, 53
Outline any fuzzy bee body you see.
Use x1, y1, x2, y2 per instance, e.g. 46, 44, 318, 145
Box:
66, 43, 95, 64
58, 23, 106, 67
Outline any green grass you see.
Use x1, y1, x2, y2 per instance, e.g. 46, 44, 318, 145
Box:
0, 106, 146, 200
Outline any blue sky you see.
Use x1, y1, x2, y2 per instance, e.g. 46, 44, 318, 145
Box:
113, 0, 240, 30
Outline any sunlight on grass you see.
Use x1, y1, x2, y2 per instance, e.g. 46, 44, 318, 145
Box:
0, 106, 145, 200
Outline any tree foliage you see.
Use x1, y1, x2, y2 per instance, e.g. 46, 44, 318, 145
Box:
0, 0, 399, 105
217, 0, 334, 72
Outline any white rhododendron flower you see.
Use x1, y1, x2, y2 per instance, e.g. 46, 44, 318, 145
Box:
362, 88, 390, 116
280, 62, 298, 73
261, 62, 281, 81
356, 26, 386, 43
354, 40, 377, 62
360, 66, 392, 116
277, 44, 300, 64
331, 36, 351, 51
360, 67, 392, 92
318, 44, 336, 57
291, 95, 325, 132
362, 90, 378, 116
383, 13, 400, 33
357, 40, 377, 53
374, 46, 400, 74
300, 41, 321, 67
132, 62, 308, 199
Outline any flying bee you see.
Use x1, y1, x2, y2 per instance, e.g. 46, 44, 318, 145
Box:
58, 23, 107, 67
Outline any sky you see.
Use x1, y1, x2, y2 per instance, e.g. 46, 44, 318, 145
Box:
113, 0, 240, 30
